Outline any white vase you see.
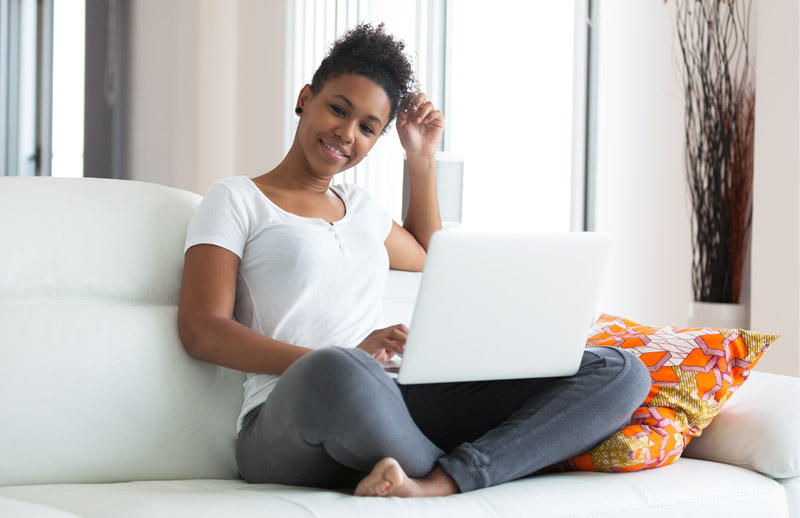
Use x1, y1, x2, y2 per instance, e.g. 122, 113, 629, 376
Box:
688, 301, 749, 329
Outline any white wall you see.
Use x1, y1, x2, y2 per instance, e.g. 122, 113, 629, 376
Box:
593, 0, 799, 377
749, 0, 800, 376
124, 0, 290, 195
592, 1, 691, 328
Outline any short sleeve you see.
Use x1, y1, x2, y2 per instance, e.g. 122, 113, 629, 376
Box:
184, 181, 249, 258
377, 199, 393, 241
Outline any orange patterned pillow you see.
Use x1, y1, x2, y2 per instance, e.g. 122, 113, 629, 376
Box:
561, 313, 778, 472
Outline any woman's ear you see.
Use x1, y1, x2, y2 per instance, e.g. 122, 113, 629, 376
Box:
295, 84, 313, 113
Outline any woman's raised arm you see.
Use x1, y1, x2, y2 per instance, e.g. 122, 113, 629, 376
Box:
385, 94, 444, 272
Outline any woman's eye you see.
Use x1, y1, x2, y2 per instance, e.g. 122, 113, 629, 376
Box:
361, 125, 375, 135
331, 105, 345, 115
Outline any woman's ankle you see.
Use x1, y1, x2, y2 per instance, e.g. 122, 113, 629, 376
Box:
419, 467, 459, 496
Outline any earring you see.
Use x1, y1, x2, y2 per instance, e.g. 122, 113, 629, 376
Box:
295, 107, 302, 115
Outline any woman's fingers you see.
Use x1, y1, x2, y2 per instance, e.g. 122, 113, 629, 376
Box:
404, 92, 427, 111
383, 325, 407, 355
422, 108, 444, 127
402, 93, 430, 122
404, 103, 444, 132
357, 324, 408, 358
390, 323, 409, 338
407, 101, 432, 123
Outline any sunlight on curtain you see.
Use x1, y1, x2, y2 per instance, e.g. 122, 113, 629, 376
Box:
293, 1, 577, 229
292, 0, 439, 220
449, 1, 575, 231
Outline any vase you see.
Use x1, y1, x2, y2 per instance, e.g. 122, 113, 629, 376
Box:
687, 301, 749, 330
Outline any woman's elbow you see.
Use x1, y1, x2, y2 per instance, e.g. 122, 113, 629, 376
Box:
177, 312, 209, 360
389, 249, 426, 272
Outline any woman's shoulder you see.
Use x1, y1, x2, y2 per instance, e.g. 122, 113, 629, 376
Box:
200, 176, 264, 207
332, 182, 374, 204
192, 177, 269, 227
206, 175, 253, 195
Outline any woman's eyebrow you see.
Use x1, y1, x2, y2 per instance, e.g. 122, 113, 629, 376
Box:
333, 94, 384, 125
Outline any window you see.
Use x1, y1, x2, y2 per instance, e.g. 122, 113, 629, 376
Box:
291, 0, 585, 230
291, 0, 445, 220
1, 0, 48, 176
1, 0, 85, 178
51, 0, 85, 178
448, 1, 579, 231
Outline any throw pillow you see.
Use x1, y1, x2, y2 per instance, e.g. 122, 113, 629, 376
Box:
561, 313, 778, 472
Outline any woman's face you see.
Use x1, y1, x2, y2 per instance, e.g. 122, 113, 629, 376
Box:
296, 74, 392, 177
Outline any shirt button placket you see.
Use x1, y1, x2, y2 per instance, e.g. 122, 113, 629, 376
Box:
330, 224, 347, 256
336, 233, 347, 255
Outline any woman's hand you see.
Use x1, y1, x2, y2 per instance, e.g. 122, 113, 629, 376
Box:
396, 93, 444, 158
356, 324, 408, 361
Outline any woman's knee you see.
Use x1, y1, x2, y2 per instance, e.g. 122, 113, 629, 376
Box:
293, 347, 376, 382
586, 346, 652, 404
284, 347, 397, 403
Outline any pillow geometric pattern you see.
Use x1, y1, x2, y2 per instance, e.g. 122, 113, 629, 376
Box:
559, 313, 778, 472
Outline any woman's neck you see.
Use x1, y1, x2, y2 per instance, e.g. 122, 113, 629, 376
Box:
260, 152, 333, 194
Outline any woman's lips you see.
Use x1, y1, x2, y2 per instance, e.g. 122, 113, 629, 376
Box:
320, 140, 349, 161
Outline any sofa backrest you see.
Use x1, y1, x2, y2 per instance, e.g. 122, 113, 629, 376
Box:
0, 177, 245, 486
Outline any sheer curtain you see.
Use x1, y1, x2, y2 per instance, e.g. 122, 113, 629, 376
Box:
291, 0, 584, 230
290, 0, 446, 220
448, 1, 579, 232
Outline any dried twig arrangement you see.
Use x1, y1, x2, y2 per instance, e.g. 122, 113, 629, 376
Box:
674, 0, 755, 303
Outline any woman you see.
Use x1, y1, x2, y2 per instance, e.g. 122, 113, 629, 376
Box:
178, 23, 651, 498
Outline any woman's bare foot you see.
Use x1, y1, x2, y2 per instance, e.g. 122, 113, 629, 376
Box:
354, 458, 459, 498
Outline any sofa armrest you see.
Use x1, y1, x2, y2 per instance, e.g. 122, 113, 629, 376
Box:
380, 270, 423, 327
683, 371, 800, 479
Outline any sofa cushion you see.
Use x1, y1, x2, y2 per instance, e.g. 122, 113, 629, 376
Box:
0, 459, 788, 518
379, 271, 422, 327
0, 304, 244, 486
562, 314, 777, 472
683, 371, 800, 478
0, 178, 245, 486
0, 496, 82, 518
0, 177, 199, 306
778, 477, 799, 518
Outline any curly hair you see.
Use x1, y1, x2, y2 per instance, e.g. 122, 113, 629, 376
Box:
311, 22, 416, 133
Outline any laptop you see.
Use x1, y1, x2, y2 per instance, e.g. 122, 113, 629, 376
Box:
393, 231, 612, 384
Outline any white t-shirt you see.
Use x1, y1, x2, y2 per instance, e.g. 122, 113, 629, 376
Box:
184, 176, 393, 432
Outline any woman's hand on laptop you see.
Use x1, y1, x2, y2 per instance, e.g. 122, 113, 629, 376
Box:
357, 324, 408, 361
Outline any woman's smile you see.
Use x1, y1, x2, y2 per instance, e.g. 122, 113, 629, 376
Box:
320, 139, 350, 161
291, 73, 391, 176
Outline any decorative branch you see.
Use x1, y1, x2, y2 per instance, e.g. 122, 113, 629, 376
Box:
673, 0, 755, 303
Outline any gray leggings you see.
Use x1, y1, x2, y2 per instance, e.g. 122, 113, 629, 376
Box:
236, 346, 651, 492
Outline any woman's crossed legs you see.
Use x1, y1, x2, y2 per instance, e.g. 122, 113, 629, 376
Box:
236, 345, 650, 496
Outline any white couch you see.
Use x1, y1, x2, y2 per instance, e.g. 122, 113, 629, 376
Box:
1, 176, 797, 518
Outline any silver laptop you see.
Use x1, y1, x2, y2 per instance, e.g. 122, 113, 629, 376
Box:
395, 231, 612, 384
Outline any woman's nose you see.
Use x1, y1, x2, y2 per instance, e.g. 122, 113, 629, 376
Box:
334, 120, 357, 143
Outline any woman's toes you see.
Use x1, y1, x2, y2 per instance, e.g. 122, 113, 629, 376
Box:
355, 458, 409, 497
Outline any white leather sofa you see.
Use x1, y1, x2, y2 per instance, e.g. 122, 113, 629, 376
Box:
1, 176, 797, 518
